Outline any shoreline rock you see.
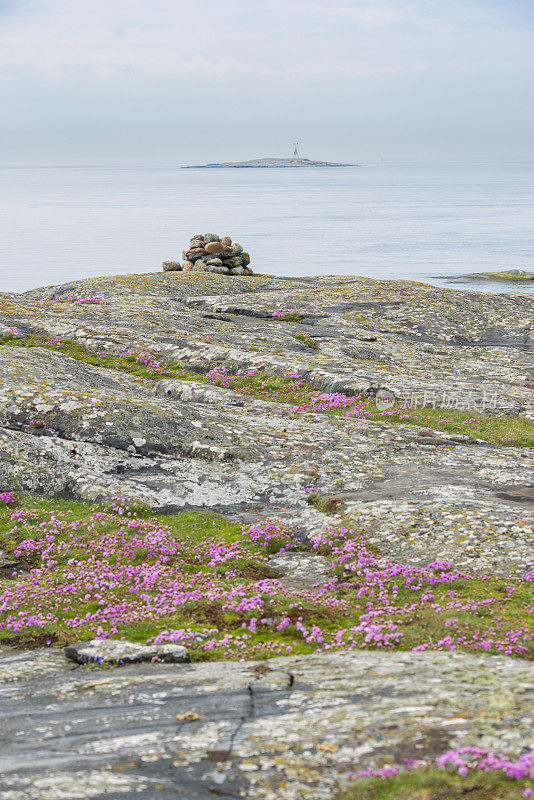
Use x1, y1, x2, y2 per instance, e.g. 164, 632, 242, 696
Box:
465, 269, 534, 282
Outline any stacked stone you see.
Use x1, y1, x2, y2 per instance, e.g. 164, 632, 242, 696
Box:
162, 234, 252, 276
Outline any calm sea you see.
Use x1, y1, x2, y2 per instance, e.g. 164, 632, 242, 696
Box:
1, 162, 533, 294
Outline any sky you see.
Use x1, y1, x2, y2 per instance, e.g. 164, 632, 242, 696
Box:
0, 0, 532, 164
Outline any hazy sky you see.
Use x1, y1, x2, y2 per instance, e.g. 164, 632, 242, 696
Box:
0, 0, 532, 164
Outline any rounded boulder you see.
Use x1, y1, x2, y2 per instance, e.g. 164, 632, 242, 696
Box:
205, 241, 226, 254
187, 251, 206, 262
207, 264, 230, 274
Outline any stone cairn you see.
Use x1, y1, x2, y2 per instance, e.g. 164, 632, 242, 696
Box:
162, 234, 252, 276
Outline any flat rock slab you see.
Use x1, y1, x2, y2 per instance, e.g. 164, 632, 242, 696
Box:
64, 639, 190, 665
0, 648, 533, 799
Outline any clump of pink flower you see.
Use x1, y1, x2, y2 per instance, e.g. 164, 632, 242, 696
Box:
350, 746, 534, 796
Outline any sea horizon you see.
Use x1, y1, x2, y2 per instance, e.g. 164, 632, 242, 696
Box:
1, 160, 533, 295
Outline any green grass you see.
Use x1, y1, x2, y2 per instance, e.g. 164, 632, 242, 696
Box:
1, 334, 197, 382
293, 333, 320, 350
307, 493, 344, 515
2, 334, 533, 446
364, 403, 534, 447
338, 768, 532, 799
272, 312, 306, 322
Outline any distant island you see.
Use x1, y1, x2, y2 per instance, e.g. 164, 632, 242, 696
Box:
183, 157, 354, 169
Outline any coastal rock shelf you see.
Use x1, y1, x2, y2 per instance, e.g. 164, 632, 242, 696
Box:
163, 233, 253, 276
0, 272, 532, 580
0, 648, 533, 800
0, 271, 533, 799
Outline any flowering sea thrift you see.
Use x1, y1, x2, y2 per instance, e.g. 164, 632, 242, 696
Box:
0, 327, 23, 338
351, 747, 534, 796
0, 495, 531, 661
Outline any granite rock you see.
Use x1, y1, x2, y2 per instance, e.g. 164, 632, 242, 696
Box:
205, 241, 226, 255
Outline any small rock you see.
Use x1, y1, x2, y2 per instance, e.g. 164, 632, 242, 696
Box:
162, 261, 181, 272
206, 258, 223, 266
241, 252, 251, 267
233, 244, 243, 255
187, 251, 207, 262
182, 261, 195, 272
205, 241, 227, 255
243, 266, 253, 275
223, 256, 243, 268
0, 549, 19, 569
192, 261, 208, 272
221, 236, 232, 246
204, 233, 220, 243
64, 639, 190, 665
206, 265, 230, 274
230, 266, 246, 275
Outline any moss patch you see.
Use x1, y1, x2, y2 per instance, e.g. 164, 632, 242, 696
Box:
293, 333, 320, 350
338, 768, 533, 799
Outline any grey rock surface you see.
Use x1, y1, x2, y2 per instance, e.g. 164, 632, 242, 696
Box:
0, 272, 532, 578
268, 551, 332, 588
0, 648, 532, 799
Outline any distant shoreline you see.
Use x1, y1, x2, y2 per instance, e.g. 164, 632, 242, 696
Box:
183, 157, 355, 169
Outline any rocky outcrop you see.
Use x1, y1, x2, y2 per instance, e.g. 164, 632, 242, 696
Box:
0, 271, 533, 798
0, 272, 532, 578
466, 269, 534, 281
